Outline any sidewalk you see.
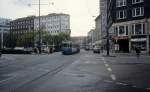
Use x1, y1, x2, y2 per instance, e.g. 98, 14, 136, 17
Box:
101, 50, 150, 57
101, 51, 150, 65
0, 55, 15, 65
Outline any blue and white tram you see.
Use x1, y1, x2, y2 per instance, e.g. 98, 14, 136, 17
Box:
61, 41, 80, 55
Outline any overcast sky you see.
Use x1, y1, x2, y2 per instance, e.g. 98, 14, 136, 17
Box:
0, 0, 99, 36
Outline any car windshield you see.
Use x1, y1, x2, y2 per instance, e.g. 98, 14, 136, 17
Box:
0, 0, 150, 92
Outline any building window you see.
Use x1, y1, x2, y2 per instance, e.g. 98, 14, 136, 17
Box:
126, 26, 128, 35
132, 7, 144, 17
132, 23, 145, 35
119, 26, 125, 35
117, 10, 127, 19
115, 25, 128, 36
116, 0, 126, 7
132, 0, 144, 4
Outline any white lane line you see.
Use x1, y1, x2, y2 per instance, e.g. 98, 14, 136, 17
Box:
116, 82, 128, 86
132, 85, 137, 88
105, 64, 109, 67
103, 61, 107, 64
0, 77, 14, 84
146, 88, 150, 90
102, 58, 105, 61
104, 80, 113, 83
107, 68, 112, 72
110, 74, 116, 81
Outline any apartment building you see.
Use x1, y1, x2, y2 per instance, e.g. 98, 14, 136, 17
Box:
0, 18, 11, 49
10, 16, 35, 47
107, 0, 150, 53
34, 13, 71, 35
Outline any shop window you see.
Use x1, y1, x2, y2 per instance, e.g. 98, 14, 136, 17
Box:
132, 23, 145, 35
135, 24, 142, 34
115, 25, 129, 36
119, 26, 125, 35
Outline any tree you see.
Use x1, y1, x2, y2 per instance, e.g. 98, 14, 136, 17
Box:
4, 33, 17, 48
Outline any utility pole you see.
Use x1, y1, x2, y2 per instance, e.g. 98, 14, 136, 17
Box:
0, 29, 3, 49
27, 1, 54, 54
38, 0, 42, 54
106, 26, 110, 56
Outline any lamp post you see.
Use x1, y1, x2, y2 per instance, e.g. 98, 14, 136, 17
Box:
38, 0, 42, 54
0, 29, 3, 49
106, 26, 110, 56
28, 1, 54, 54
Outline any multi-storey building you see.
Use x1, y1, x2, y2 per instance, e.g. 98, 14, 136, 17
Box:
34, 13, 71, 35
0, 18, 11, 49
87, 29, 96, 49
10, 16, 35, 47
71, 36, 87, 49
100, 0, 107, 42
94, 15, 102, 46
107, 0, 150, 53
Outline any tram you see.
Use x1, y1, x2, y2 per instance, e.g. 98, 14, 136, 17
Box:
61, 41, 80, 55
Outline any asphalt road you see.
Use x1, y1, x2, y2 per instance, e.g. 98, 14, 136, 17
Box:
0, 51, 150, 92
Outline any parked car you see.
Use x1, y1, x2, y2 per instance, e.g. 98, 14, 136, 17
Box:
93, 46, 100, 53
1, 47, 32, 54
85, 46, 90, 51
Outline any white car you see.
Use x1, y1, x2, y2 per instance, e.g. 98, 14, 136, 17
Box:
93, 46, 100, 53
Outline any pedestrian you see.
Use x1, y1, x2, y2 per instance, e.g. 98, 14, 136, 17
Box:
135, 47, 141, 57
49, 47, 53, 54
101, 46, 103, 53
34, 48, 37, 54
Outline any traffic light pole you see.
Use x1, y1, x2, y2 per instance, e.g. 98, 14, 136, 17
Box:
38, 0, 42, 54
106, 26, 110, 56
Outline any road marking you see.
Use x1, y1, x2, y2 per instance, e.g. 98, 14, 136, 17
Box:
146, 88, 150, 90
105, 64, 109, 67
107, 68, 112, 72
110, 74, 116, 81
104, 80, 113, 83
116, 82, 128, 86
103, 61, 107, 64
0, 77, 14, 84
102, 58, 105, 61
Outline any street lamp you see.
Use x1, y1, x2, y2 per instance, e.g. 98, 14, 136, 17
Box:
28, 0, 54, 54
38, 0, 42, 54
0, 29, 3, 49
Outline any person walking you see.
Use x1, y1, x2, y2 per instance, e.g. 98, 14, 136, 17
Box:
135, 47, 141, 57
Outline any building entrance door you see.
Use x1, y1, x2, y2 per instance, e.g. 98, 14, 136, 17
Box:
118, 39, 129, 53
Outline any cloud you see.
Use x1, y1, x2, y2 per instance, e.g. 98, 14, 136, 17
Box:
0, 0, 99, 36
13, 0, 29, 5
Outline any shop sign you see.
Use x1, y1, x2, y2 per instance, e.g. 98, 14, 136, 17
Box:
112, 36, 128, 40
131, 38, 146, 42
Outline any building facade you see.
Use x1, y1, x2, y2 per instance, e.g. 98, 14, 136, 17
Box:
100, 0, 107, 40
87, 29, 97, 49
107, 0, 150, 53
94, 15, 102, 46
71, 36, 87, 49
10, 16, 35, 48
34, 13, 71, 35
0, 18, 11, 49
